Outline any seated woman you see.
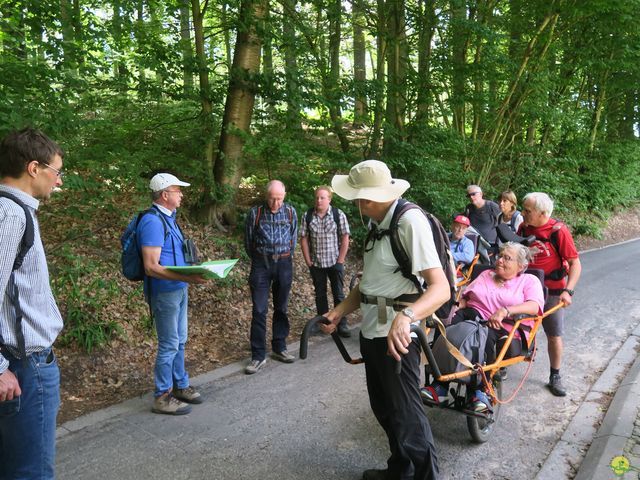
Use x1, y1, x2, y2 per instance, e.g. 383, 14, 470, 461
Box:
422, 242, 544, 412
498, 190, 524, 233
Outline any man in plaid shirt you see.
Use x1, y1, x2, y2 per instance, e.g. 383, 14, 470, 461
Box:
301, 186, 351, 337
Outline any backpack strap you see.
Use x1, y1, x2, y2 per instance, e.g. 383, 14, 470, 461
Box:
252, 204, 295, 251
0, 192, 35, 361
526, 218, 568, 281
388, 199, 424, 292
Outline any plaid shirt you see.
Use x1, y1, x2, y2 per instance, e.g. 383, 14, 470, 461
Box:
245, 203, 298, 258
300, 206, 350, 268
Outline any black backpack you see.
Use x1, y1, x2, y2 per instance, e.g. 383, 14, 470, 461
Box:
120, 208, 169, 281
0, 191, 35, 360
367, 198, 457, 319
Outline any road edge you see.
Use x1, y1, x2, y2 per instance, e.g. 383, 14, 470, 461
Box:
535, 323, 640, 479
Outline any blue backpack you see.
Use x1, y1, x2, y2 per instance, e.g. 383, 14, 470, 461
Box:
120, 208, 169, 281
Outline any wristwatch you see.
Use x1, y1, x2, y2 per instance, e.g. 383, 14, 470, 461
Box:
402, 307, 416, 322
562, 288, 575, 296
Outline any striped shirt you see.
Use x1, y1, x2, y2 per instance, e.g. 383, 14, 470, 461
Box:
244, 203, 298, 258
300, 206, 350, 268
0, 185, 63, 372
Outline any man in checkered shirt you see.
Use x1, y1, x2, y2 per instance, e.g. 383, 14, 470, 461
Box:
300, 186, 351, 337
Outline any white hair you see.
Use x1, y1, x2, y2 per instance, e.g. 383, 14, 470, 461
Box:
467, 184, 482, 193
523, 192, 554, 216
500, 242, 531, 270
266, 179, 286, 194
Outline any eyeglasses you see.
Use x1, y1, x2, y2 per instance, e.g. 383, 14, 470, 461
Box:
40, 162, 64, 178
467, 192, 480, 198
164, 189, 183, 195
496, 254, 516, 263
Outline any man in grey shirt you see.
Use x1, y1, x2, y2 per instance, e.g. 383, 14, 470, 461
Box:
0, 127, 64, 479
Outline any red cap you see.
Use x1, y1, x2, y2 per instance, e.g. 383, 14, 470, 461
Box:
453, 215, 470, 226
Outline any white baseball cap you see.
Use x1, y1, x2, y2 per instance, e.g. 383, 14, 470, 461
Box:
149, 173, 191, 192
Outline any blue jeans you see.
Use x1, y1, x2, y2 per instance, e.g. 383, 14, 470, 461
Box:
249, 257, 293, 361
149, 287, 190, 397
0, 348, 60, 480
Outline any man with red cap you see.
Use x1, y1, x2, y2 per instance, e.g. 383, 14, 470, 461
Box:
449, 215, 474, 266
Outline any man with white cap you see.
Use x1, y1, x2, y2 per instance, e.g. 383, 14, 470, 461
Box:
139, 172, 208, 415
323, 160, 449, 480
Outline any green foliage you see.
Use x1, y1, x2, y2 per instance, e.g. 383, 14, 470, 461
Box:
51, 247, 125, 353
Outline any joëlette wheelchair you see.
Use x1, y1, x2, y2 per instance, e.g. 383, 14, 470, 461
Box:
299, 265, 563, 444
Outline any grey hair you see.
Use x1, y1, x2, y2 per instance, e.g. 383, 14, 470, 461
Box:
266, 179, 286, 194
500, 242, 531, 270
523, 192, 554, 216
467, 184, 482, 193
151, 190, 164, 201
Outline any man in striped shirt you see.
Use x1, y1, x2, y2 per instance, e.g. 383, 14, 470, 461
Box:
244, 180, 298, 374
0, 127, 65, 479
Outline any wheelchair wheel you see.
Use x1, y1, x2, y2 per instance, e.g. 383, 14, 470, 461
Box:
466, 377, 502, 444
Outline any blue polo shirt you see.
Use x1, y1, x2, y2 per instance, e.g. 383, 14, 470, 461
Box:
137, 206, 187, 294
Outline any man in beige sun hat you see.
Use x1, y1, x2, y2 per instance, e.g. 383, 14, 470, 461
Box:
322, 160, 449, 480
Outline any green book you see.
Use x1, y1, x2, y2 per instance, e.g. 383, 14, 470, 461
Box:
166, 259, 239, 279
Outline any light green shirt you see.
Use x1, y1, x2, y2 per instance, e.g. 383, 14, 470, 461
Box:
359, 200, 440, 339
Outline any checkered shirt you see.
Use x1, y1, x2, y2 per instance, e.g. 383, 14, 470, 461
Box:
301, 207, 350, 268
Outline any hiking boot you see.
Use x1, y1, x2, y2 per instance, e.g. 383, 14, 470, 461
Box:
271, 350, 295, 363
420, 383, 448, 406
245, 359, 266, 374
337, 322, 351, 338
152, 393, 192, 415
470, 389, 493, 414
547, 373, 567, 397
362, 469, 398, 480
173, 386, 203, 404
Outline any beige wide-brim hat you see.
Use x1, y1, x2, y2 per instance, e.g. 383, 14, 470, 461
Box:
331, 160, 410, 202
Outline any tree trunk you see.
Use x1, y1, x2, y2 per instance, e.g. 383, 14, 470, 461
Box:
191, 0, 216, 212
367, 0, 387, 158
450, 0, 466, 136
352, 0, 367, 127
60, 0, 77, 71
415, 0, 436, 123
326, 0, 349, 153
213, 0, 268, 225
179, 0, 194, 95
383, 0, 407, 155
282, 0, 302, 130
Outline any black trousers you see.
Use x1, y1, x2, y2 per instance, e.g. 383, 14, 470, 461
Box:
360, 335, 439, 480
309, 263, 345, 325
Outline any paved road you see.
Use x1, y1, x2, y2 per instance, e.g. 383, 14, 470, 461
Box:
56, 240, 640, 479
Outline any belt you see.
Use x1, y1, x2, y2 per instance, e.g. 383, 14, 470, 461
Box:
361, 293, 421, 312
256, 251, 291, 260
269, 252, 291, 260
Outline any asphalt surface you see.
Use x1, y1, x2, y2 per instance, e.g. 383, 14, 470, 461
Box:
55, 239, 640, 479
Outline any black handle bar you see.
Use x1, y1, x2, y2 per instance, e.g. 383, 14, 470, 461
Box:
300, 316, 443, 377
300, 316, 362, 365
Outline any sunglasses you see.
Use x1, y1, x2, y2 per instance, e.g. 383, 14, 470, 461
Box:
467, 192, 480, 198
